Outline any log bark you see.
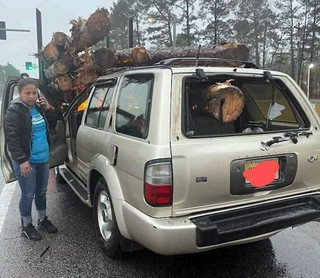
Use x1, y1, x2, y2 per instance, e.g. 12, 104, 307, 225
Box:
148, 43, 250, 64
114, 43, 249, 67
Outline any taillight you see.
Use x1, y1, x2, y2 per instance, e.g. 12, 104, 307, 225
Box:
144, 160, 173, 206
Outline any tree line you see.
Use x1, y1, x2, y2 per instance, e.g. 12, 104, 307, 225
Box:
109, 0, 320, 98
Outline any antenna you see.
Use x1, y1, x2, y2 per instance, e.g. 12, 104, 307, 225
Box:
195, 45, 202, 67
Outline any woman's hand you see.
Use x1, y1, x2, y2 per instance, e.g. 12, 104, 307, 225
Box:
20, 161, 32, 177
39, 97, 54, 111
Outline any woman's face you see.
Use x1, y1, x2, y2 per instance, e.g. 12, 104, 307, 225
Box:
19, 84, 38, 108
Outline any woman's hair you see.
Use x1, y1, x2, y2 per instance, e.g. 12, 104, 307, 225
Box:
18, 78, 38, 92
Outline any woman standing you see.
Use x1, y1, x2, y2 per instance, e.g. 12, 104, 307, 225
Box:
4, 77, 58, 241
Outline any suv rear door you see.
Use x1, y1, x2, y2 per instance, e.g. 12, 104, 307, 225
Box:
170, 70, 320, 216
0, 77, 67, 183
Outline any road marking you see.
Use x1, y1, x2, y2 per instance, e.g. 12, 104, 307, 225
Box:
0, 182, 17, 234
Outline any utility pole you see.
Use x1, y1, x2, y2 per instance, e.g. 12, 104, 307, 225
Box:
128, 17, 134, 48
36, 9, 44, 80
307, 63, 314, 99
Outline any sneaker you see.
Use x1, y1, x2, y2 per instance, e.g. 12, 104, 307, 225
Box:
38, 217, 58, 233
21, 224, 42, 241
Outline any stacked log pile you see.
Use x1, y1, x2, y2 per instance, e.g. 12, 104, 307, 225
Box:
38, 8, 250, 104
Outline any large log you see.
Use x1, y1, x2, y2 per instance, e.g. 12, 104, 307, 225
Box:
67, 48, 98, 94
56, 74, 73, 91
92, 47, 117, 74
116, 46, 152, 66
72, 68, 99, 94
69, 8, 110, 53
43, 42, 59, 62
201, 80, 245, 123
86, 8, 111, 39
148, 43, 250, 64
44, 53, 75, 81
114, 43, 249, 68
51, 32, 69, 47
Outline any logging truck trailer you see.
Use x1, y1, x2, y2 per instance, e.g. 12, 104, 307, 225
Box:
1, 58, 320, 258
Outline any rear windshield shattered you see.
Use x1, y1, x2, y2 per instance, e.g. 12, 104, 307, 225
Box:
183, 75, 310, 137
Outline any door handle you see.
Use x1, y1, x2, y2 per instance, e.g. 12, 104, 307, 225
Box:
111, 145, 118, 166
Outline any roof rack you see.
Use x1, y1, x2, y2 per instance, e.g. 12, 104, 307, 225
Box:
154, 57, 259, 69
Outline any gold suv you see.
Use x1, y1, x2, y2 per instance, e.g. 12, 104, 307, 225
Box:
2, 58, 320, 258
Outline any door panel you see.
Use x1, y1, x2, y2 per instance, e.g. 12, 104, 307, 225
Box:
0, 77, 67, 183
75, 84, 115, 182
49, 120, 67, 168
1, 77, 21, 182
76, 126, 106, 182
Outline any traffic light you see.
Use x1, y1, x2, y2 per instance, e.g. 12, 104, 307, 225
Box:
0, 21, 6, 40
25, 62, 33, 70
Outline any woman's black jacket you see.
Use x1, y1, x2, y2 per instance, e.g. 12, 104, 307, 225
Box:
3, 98, 57, 164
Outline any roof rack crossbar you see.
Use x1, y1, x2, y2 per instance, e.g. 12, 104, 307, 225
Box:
154, 57, 259, 69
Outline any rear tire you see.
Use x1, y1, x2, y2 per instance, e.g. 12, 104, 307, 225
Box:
93, 178, 122, 258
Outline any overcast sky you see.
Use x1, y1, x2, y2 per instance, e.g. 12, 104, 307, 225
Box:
0, 0, 114, 77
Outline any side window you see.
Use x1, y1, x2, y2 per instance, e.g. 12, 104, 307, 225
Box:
85, 85, 114, 129
115, 74, 154, 139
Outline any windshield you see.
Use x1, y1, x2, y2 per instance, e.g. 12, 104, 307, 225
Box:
183, 75, 310, 137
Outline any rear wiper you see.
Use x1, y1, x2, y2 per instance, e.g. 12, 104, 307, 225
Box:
260, 131, 313, 151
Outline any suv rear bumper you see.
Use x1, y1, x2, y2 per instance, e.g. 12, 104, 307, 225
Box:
120, 193, 320, 255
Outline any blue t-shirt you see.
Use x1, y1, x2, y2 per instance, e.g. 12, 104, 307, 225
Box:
29, 107, 49, 163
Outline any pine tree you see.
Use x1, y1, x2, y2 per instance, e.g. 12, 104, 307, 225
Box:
233, 0, 275, 67
198, 0, 231, 45
275, 0, 300, 79
110, 0, 132, 49
142, 0, 181, 47
305, 0, 320, 62
110, 0, 148, 49
176, 0, 197, 46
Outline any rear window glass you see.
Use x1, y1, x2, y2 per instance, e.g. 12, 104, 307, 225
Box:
183, 75, 309, 137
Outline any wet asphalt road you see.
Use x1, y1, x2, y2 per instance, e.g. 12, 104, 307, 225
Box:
0, 171, 320, 278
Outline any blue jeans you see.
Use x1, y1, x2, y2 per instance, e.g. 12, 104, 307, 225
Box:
12, 160, 49, 227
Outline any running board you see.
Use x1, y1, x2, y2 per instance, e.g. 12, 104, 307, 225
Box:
59, 166, 90, 206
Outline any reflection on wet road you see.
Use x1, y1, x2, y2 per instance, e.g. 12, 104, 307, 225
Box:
0, 172, 319, 278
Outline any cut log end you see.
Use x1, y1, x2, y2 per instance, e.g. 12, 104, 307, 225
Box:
52, 32, 69, 47
202, 83, 245, 123
92, 47, 116, 73
117, 46, 152, 66
43, 42, 59, 62
56, 75, 73, 91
